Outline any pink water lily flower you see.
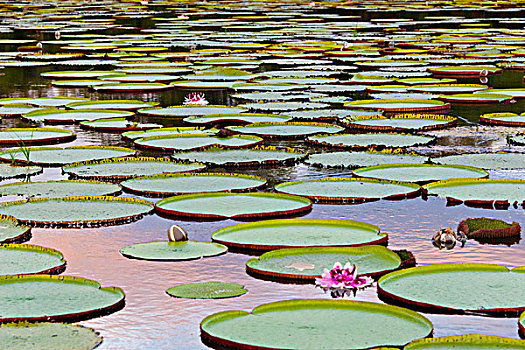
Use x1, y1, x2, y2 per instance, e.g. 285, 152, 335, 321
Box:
178, 14, 189, 20
183, 92, 209, 105
315, 262, 373, 297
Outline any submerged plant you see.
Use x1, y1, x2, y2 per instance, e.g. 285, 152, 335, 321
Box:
315, 262, 373, 298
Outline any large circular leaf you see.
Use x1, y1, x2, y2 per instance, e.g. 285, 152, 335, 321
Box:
134, 134, 263, 151
122, 127, 216, 140
378, 263, 525, 315
62, 157, 205, 180
184, 113, 292, 125
201, 299, 433, 350
122, 172, 266, 196
0, 215, 31, 244
480, 113, 525, 127
0, 323, 102, 350
0, 180, 121, 198
66, 100, 159, 110
0, 244, 66, 275
432, 153, 525, 170
306, 151, 428, 168
155, 192, 312, 219
79, 118, 162, 133
0, 128, 76, 146
212, 218, 386, 253
275, 177, 421, 203
0, 274, 125, 322
405, 334, 525, 350
345, 99, 450, 113
120, 240, 227, 261
308, 133, 434, 149
22, 109, 133, 124
0, 196, 154, 227
246, 245, 401, 281
0, 163, 42, 179
138, 105, 248, 117
166, 282, 247, 299
343, 114, 457, 132
227, 122, 344, 139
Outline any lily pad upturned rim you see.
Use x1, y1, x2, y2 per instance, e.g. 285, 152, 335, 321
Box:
211, 218, 386, 253
431, 152, 525, 170
0, 128, 76, 146
226, 122, 344, 139
0, 243, 66, 275
307, 132, 435, 150
275, 177, 421, 203
0, 179, 122, 198
422, 178, 525, 207
343, 113, 457, 132
0, 196, 154, 227
138, 105, 248, 117
353, 163, 489, 184
0, 322, 103, 350
62, 157, 206, 180
119, 240, 228, 262
344, 99, 451, 113
133, 134, 264, 151
0, 215, 31, 244
155, 192, 312, 219
458, 217, 521, 240
22, 108, 134, 125
166, 282, 247, 299
246, 245, 401, 282
405, 334, 525, 349
90, 82, 173, 92
480, 112, 525, 127
378, 263, 525, 315
121, 172, 268, 196
65, 99, 160, 110
79, 118, 162, 133
0, 274, 125, 323
183, 113, 292, 125
200, 299, 433, 350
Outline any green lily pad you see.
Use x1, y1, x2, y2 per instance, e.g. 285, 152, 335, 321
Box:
0, 244, 66, 275
0, 180, 121, 198
119, 240, 227, 261
184, 113, 292, 125
474, 89, 525, 99
480, 113, 525, 127
0, 146, 135, 167
200, 299, 433, 350
134, 134, 263, 151
246, 245, 401, 281
66, 100, 159, 110
428, 66, 502, 76
227, 122, 344, 139
122, 172, 266, 196
170, 80, 239, 90
0, 196, 153, 227
51, 80, 109, 87
0, 163, 42, 179
0, 215, 31, 244
99, 74, 181, 83
405, 334, 525, 350
308, 133, 434, 149
230, 82, 307, 92
138, 105, 248, 117
0, 128, 75, 146
439, 93, 512, 103
212, 218, 387, 252
345, 99, 450, 113
0, 97, 89, 107
432, 153, 525, 169
22, 109, 134, 124
232, 91, 325, 102
0, 274, 125, 322
166, 282, 247, 299
171, 146, 306, 167
238, 101, 329, 112
408, 84, 488, 94
423, 178, 525, 207
62, 157, 205, 180
343, 114, 457, 132
79, 118, 162, 133
155, 192, 312, 219
275, 177, 421, 203
183, 67, 256, 81
0, 322, 102, 350
307, 151, 421, 169
90, 83, 173, 92
41, 70, 120, 79
378, 263, 525, 315
353, 164, 488, 183
287, 109, 382, 121
122, 127, 216, 140
0, 104, 44, 117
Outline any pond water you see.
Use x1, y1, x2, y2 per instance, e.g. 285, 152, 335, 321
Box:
0, 3, 524, 349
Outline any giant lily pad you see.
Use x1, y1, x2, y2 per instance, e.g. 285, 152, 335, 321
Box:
345, 99, 450, 113
22, 109, 134, 124
428, 66, 502, 76
122, 127, 216, 140
155, 192, 312, 219
405, 334, 525, 350
275, 178, 421, 203
238, 101, 329, 112
0, 180, 121, 199
119, 240, 227, 261
134, 134, 263, 151
378, 263, 525, 315
353, 164, 488, 183
0, 163, 42, 179
408, 84, 488, 94
41, 70, 119, 79
0, 215, 31, 244
138, 105, 248, 117
91, 83, 172, 93
227, 122, 344, 139
0, 104, 44, 117
343, 114, 457, 132
0, 97, 88, 107
79, 118, 161, 133
432, 153, 525, 170
166, 282, 247, 299
0, 322, 102, 350
246, 245, 401, 281
439, 93, 512, 104
308, 133, 434, 149
0, 146, 135, 166
422, 179, 525, 207
171, 146, 306, 167
0, 244, 66, 275
122, 172, 266, 196
62, 157, 205, 180
212, 218, 386, 253
0, 196, 153, 227
0, 274, 124, 322
66, 100, 159, 110
306, 151, 429, 168
0, 128, 76, 146
200, 299, 433, 349
480, 113, 525, 127
184, 113, 292, 125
